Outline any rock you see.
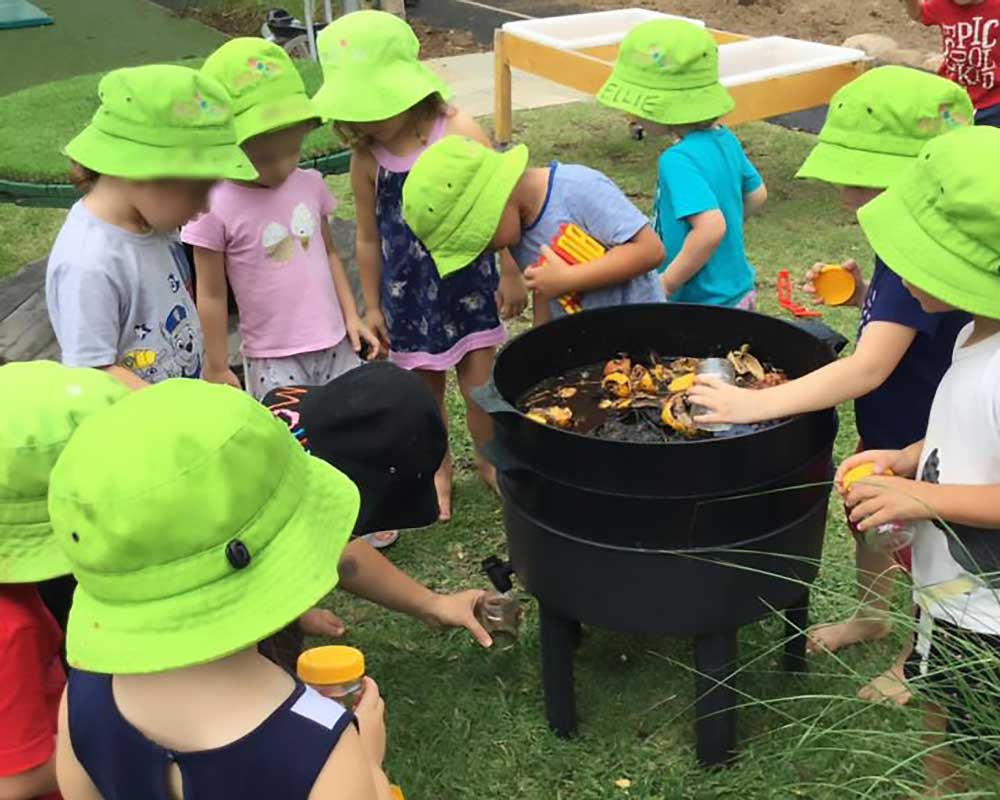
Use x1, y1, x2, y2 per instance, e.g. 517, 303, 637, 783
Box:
885, 48, 933, 69
842, 33, 898, 58
923, 52, 945, 72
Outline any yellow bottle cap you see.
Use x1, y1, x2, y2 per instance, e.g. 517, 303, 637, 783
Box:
297, 645, 365, 685
814, 265, 857, 306
842, 462, 894, 489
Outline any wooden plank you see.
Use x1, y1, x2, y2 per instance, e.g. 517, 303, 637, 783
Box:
0, 289, 58, 363
494, 30, 514, 144
0, 258, 46, 321
710, 29, 752, 45
503, 33, 613, 96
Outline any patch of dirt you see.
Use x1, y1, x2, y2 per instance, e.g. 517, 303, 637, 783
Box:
577, 0, 940, 51
177, 7, 484, 57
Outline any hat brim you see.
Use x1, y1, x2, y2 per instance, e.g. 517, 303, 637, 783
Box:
597, 75, 734, 125
311, 60, 451, 123
431, 144, 529, 278
65, 125, 258, 182
235, 94, 321, 144
796, 141, 915, 189
858, 190, 1000, 318
0, 515, 72, 583
65, 455, 359, 674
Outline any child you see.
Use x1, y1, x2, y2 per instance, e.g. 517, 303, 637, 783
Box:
839, 124, 1000, 792
312, 11, 527, 518
903, 0, 1000, 127
597, 20, 767, 308
0, 361, 127, 800
51, 380, 394, 799
182, 38, 379, 400
401, 136, 665, 329
46, 65, 257, 390
687, 66, 974, 704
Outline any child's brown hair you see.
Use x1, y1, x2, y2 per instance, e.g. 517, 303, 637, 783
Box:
69, 161, 100, 194
334, 92, 451, 150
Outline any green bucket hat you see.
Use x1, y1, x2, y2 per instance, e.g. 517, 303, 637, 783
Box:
65, 64, 257, 181
402, 135, 529, 278
0, 362, 127, 584
311, 10, 451, 123
201, 37, 319, 144
857, 126, 1000, 319
597, 19, 733, 126
50, 379, 360, 674
797, 66, 974, 189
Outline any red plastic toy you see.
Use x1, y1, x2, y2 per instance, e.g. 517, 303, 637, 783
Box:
776, 270, 822, 318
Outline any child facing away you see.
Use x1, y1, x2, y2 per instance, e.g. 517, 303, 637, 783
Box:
401, 136, 665, 329
46, 65, 258, 391
839, 125, 1000, 792
51, 380, 394, 800
0, 361, 127, 800
311, 11, 528, 518
903, 0, 1000, 127
182, 38, 379, 401
597, 20, 768, 309
688, 67, 974, 705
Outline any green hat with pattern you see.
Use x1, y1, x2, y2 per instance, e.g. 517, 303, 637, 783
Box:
201, 37, 319, 144
0, 362, 127, 584
311, 10, 451, 123
798, 66, 974, 189
858, 126, 1000, 319
50, 379, 360, 674
65, 64, 257, 181
597, 19, 733, 126
402, 135, 529, 278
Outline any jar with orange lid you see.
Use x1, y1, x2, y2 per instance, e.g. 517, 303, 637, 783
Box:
842, 463, 915, 552
297, 645, 366, 710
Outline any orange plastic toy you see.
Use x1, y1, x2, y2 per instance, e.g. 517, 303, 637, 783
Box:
813, 264, 857, 306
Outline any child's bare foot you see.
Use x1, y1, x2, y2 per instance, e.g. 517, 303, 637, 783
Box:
299, 607, 347, 638
435, 455, 453, 522
857, 662, 911, 706
806, 614, 892, 655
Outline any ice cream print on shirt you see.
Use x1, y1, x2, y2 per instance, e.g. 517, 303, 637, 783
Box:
261, 203, 318, 263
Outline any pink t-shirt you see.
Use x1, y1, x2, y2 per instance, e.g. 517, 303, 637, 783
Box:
182, 169, 346, 359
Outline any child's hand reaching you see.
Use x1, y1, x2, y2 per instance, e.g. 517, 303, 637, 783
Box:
688, 376, 766, 425
347, 315, 382, 360
497, 268, 528, 320
204, 366, 243, 390
353, 677, 387, 767
845, 474, 931, 531
803, 259, 867, 308
363, 308, 391, 352
423, 590, 493, 648
523, 246, 576, 299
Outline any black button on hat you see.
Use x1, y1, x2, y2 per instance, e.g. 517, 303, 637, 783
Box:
226, 539, 251, 569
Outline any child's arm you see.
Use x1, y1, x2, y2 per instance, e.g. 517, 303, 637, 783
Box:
687, 320, 917, 424
309, 717, 388, 800
847, 479, 1000, 532
743, 183, 768, 217
532, 291, 553, 327
55, 692, 102, 800
336, 538, 493, 648
524, 226, 665, 298
661, 210, 726, 297
320, 222, 381, 358
101, 366, 149, 391
351, 151, 390, 350
191, 246, 241, 388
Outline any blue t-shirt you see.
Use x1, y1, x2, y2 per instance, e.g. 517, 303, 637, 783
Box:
510, 162, 665, 319
854, 257, 971, 449
652, 127, 762, 307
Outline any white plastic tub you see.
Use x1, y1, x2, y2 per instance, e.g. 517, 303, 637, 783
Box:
719, 37, 867, 86
502, 8, 705, 51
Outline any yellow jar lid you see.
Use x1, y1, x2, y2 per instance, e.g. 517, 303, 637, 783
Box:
842, 462, 894, 489
297, 645, 365, 685
814, 265, 856, 306
390, 786, 405, 800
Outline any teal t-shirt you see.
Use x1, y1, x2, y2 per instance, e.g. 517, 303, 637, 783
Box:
652, 127, 762, 307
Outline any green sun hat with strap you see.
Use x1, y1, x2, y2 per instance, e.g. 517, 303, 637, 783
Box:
402, 135, 529, 278
0, 362, 127, 584
857, 126, 1000, 319
50, 379, 360, 674
201, 37, 319, 144
65, 64, 257, 181
597, 19, 733, 126
797, 66, 974, 189
311, 10, 451, 123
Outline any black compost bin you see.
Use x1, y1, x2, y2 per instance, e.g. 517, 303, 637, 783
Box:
474, 303, 844, 766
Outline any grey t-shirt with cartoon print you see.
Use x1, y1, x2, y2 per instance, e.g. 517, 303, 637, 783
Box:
46, 201, 203, 383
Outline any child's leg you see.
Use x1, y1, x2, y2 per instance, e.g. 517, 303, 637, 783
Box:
922, 702, 964, 797
857, 625, 913, 706
455, 347, 499, 495
416, 368, 453, 522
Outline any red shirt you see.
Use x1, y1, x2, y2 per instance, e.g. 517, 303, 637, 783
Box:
0, 585, 65, 800
922, 0, 1000, 110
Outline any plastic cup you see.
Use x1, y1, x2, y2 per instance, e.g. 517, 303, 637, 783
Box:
814, 264, 856, 306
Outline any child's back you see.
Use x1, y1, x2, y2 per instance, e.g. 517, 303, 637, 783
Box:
654, 127, 760, 307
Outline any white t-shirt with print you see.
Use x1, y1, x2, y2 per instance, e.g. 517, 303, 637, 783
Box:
911, 323, 1000, 636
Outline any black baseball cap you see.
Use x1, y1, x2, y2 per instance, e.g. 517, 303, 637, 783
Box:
262, 361, 446, 535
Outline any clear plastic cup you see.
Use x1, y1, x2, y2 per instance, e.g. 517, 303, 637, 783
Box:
475, 591, 522, 648
691, 358, 735, 433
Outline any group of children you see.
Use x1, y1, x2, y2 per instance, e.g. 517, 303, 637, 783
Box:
1, 1, 999, 796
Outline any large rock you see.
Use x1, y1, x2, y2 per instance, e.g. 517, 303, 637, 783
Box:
923, 53, 945, 72
842, 34, 898, 58
886, 48, 933, 69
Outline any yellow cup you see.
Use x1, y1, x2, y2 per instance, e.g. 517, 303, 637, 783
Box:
814, 264, 856, 306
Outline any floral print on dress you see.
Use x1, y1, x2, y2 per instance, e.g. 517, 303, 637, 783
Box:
375, 166, 500, 359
